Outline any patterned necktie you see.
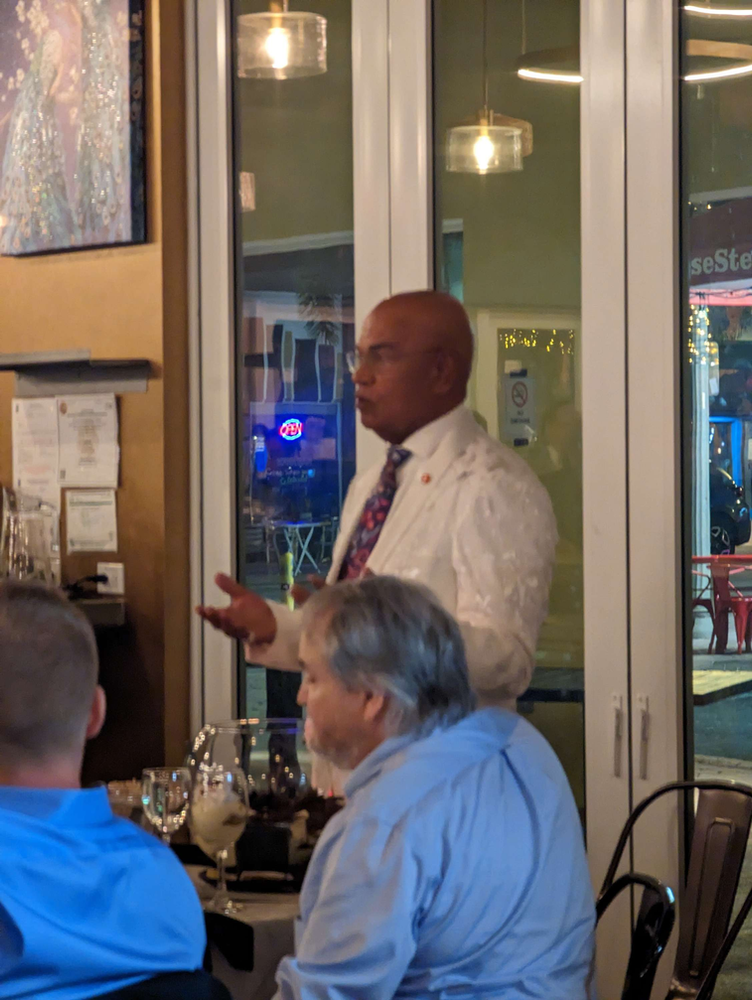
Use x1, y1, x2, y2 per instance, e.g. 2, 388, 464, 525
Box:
339, 446, 412, 580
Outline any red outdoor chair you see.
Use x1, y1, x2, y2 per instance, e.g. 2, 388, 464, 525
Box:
692, 571, 716, 654
707, 564, 752, 654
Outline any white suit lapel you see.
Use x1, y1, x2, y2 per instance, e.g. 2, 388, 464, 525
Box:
368, 409, 480, 572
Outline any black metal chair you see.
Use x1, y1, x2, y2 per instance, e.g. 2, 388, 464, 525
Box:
91, 970, 231, 1000
598, 779, 752, 1000
596, 872, 676, 1000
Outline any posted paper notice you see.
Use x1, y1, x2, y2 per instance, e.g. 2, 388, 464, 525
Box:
58, 394, 119, 488
66, 489, 118, 554
11, 398, 60, 510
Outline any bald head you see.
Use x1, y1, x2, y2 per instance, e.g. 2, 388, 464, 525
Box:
369, 291, 474, 385
353, 291, 474, 444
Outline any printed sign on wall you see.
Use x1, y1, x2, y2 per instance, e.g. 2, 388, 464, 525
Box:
503, 374, 536, 445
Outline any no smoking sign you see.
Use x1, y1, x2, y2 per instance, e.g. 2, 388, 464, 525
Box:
511, 381, 528, 409
503, 374, 536, 444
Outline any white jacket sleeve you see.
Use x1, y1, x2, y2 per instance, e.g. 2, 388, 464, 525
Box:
451, 468, 557, 704
245, 472, 368, 672
244, 601, 303, 672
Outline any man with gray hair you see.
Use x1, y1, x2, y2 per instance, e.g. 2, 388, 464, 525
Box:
274, 576, 594, 1000
0, 580, 206, 999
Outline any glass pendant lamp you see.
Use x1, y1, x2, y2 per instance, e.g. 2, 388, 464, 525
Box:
445, 0, 532, 174
446, 115, 523, 175
238, 1, 327, 80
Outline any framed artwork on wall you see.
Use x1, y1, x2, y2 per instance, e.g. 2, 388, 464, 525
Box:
0, 0, 145, 256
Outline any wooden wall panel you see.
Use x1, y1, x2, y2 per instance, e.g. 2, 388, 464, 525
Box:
0, 0, 190, 780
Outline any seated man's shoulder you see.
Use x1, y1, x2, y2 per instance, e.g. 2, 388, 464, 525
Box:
81, 812, 201, 903
505, 711, 574, 787
0, 789, 198, 905
341, 713, 579, 838
103, 815, 198, 872
459, 708, 574, 794
345, 712, 539, 828
0, 791, 205, 982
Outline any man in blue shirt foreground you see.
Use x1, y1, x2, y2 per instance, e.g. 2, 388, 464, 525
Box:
0, 580, 206, 999
274, 576, 595, 1000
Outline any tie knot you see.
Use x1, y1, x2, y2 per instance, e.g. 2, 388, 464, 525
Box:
387, 446, 411, 471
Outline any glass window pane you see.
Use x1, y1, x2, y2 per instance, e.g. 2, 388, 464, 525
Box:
682, 7, 752, 992
233, 0, 355, 718
433, 0, 584, 817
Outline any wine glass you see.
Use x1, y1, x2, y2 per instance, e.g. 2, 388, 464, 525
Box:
186, 719, 342, 887
187, 718, 310, 802
190, 765, 250, 914
141, 767, 192, 844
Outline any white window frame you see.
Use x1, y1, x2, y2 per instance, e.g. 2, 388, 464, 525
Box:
385, 0, 634, 916
190, 0, 237, 727
190, 0, 395, 723
189, 5, 689, 990
625, 0, 684, 992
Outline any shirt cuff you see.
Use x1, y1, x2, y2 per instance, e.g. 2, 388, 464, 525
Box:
244, 600, 302, 671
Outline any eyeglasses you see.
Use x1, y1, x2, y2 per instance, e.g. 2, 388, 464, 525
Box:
346, 346, 441, 376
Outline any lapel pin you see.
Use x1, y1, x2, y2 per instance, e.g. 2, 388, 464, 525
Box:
421, 473, 432, 484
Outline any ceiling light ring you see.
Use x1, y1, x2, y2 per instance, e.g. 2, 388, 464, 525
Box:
684, 38, 752, 82
516, 45, 583, 85
685, 3, 752, 17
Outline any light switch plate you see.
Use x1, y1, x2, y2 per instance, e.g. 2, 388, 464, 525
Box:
97, 562, 125, 596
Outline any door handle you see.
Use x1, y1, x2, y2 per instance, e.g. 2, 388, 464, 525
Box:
612, 693, 624, 778
637, 694, 650, 780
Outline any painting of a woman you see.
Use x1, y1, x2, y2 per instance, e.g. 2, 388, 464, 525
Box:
0, 28, 78, 254
0, 0, 144, 255
76, 0, 129, 245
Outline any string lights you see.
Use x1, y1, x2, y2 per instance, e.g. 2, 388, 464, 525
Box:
501, 328, 576, 355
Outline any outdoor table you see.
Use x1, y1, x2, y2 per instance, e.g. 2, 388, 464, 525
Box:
267, 520, 329, 578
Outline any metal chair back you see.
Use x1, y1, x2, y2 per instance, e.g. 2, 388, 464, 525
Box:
597, 872, 675, 1000
600, 780, 752, 1000
668, 786, 752, 998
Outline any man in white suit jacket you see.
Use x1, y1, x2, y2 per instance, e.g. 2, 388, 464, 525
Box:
198, 291, 558, 735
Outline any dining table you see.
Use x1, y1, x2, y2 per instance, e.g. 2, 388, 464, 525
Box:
186, 865, 299, 1000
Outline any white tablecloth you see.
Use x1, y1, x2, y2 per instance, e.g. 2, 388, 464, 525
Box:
187, 865, 299, 1000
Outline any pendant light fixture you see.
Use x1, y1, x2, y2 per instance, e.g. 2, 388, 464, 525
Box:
445, 0, 533, 175
684, 3, 752, 16
237, 1, 327, 80
684, 38, 752, 81
517, 45, 583, 85
515, 0, 582, 86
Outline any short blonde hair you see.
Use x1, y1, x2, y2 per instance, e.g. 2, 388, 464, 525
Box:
0, 580, 98, 762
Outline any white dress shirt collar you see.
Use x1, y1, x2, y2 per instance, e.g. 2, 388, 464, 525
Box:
399, 403, 467, 461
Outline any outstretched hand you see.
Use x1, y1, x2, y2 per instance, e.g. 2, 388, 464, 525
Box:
290, 574, 327, 606
196, 573, 277, 644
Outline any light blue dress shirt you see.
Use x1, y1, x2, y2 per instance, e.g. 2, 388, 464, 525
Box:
0, 785, 206, 999
275, 709, 594, 1000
